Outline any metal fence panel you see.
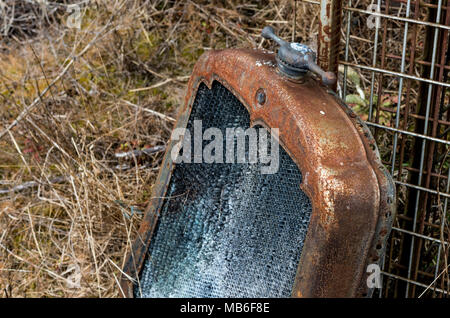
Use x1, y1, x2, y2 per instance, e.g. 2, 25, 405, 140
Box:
306, 0, 450, 297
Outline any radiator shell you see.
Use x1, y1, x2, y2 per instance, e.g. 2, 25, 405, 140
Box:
121, 48, 396, 298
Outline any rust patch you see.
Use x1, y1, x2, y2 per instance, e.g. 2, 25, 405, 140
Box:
318, 0, 343, 91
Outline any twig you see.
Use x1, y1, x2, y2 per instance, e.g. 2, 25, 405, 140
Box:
129, 75, 190, 92
418, 264, 450, 298
0, 176, 67, 195
129, 78, 173, 92
114, 145, 165, 159
120, 99, 175, 122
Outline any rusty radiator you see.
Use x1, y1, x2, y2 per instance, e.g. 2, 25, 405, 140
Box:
120, 29, 395, 298
304, 0, 450, 297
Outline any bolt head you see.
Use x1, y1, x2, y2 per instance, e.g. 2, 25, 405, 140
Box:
256, 90, 266, 105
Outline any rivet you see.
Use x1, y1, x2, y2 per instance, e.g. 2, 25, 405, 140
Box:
256, 89, 266, 105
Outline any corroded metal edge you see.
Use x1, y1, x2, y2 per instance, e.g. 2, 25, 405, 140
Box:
318, 0, 343, 91
120, 48, 396, 298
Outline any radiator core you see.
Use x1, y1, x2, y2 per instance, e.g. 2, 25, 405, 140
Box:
135, 81, 313, 297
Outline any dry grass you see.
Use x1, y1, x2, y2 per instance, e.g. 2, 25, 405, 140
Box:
2, 0, 444, 298
0, 0, 322, 298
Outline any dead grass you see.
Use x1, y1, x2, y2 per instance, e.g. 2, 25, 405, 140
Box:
0, 0, 323, 298
2, 0, 444, 298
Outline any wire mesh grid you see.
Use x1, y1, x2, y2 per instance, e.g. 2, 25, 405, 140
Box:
299, 0, 450, 297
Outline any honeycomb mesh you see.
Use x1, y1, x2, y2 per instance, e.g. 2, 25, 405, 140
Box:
136, 81, 312, 298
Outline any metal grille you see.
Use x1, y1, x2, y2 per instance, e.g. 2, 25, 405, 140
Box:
135, 82, 313, 298
303, 0, 450, 297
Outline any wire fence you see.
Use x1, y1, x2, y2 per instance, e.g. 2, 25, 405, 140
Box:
300, 0, 450, 297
